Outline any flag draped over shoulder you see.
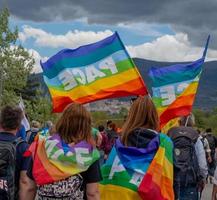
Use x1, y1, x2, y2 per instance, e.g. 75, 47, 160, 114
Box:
25, 134, 100, 185
41, 32, 148, 112
149, 36, 210, 130
100, 133, 174, 200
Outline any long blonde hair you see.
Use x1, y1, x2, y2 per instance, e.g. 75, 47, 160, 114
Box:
56, 103, 92, 144
121, 96, 159, 145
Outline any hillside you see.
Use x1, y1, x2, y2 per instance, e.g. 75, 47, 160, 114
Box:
31, 58, 217, 110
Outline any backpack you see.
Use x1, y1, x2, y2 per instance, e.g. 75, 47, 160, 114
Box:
169, 127, 201, 187
37, 175, 84, 200
27, 130, 38, 144
0, 137, 24, 200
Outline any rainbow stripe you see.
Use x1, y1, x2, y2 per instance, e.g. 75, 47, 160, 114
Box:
41, 32, 147, 112
148, 36, 209, 130
100, 134, 174, 200
149, 58, 204, 129
25, 134, 100, 185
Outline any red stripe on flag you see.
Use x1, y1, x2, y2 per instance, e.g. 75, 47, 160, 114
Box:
32, 152, 54, 185
160, 105, 192, 129
52, 77, 148, 112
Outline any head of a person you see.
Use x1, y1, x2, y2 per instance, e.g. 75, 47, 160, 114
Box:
98, 125, 105, 132
31, 120, 41, 129
56, 103, 92, 144
45, 120, 53, 129
108, 123, 117, 131
106, 120, 112, 128
206, 128, 212, 134
0, 105, 23, 134
121, 95, 159, 145
179, 114, 195, 127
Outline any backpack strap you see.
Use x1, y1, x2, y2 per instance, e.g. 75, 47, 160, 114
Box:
13, 137, 25, 147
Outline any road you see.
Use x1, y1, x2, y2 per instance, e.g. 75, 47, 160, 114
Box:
202, 184, 212, 200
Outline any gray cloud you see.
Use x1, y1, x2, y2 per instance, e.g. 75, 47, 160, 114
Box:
1, 0, 217, 48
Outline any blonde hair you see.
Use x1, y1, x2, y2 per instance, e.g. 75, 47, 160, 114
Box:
121, 96, 159, 145
31, 120, 40, 128
56, 103, 92, 144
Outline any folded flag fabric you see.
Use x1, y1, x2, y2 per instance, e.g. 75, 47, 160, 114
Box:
100, 133, 174, 200
25, 133, 100, 185
149, 36, 210, 129
41, 32, 148, 112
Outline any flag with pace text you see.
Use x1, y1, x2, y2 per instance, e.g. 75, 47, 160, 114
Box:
41, 32, 147, 112
149, 36, 210, 130
100, 133, 174, 200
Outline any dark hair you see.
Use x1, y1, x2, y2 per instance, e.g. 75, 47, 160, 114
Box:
130, 97, 138, 104
121, 96, 159, 145
206, 128, 212, 133
106, 120, 112, 127
98, 125, 105, 132
56, 103, 92, 144
0, 106, 23, 131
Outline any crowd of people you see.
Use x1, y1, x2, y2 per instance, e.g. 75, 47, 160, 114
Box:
0, 95, 217, 200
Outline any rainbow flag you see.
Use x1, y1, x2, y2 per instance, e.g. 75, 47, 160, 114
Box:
41, 32, 147, 112
25, 134, 100, 185
149, 36, 210, 129
100, 133, 174, 200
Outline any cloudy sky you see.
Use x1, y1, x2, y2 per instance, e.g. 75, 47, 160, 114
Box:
1, 0, 217, 72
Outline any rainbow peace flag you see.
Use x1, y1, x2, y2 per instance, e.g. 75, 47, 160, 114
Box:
25, 134, 100, 185
41, 32, 147, 112
149, 36, 210, 129
100, 133, 174, 200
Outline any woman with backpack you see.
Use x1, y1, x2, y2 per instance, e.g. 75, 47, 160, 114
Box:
100, 96, 174, 200
25, 103, 101, 200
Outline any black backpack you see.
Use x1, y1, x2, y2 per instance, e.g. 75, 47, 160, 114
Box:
0, 137, 23, 200
169, 127, 201, 187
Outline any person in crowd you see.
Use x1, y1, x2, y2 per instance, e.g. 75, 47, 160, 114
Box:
40, 120, 53, 136
92, 127, 102, 147
106, 122, 118, 148
205, 128, 217, 183
121, 96, 159, 149
16, 124, 27, 140
27, 120, 41, 144
100, 96, 174, 199
105, 120, 112, 132
25, 103, 101, 200
199, 130, 212, 164
0, 106, 35, 200
168, 114, 208, 200
98, 125, 110, 165
199, 130, 212, 184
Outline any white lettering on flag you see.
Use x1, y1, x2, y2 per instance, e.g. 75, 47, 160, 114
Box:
99, 57, 118, 74
86, 65, 105, 83
160, 85, 176, 106
75, 148, 92, 165
109, 156, 125, 179
59, 70, 78, 90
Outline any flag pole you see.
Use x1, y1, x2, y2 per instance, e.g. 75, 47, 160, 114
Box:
184, 115, 190, 127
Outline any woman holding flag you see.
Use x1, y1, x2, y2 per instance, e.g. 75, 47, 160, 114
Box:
100, 95, 174, 200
